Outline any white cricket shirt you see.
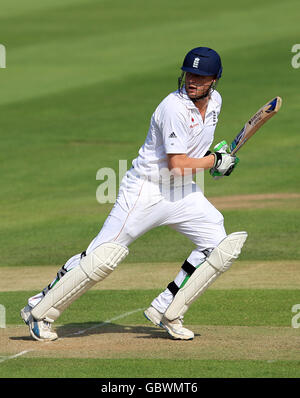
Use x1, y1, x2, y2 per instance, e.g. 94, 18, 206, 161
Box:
131, 87, 222, 183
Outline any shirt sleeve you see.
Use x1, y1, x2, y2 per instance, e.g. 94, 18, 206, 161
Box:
160, 107, 189, 154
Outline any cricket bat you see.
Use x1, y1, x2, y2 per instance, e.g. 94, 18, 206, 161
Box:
229, 96, 282, 155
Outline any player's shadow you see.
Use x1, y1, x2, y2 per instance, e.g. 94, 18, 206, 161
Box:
56, 322, 170, 340
9, 322, 173, 341
56, 322, 200, 339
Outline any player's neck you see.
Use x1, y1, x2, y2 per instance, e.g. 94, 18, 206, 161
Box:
193, 96, 210, 120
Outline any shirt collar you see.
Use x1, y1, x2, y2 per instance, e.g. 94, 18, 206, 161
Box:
176, 87, 197, 110
176, 86, 218, 113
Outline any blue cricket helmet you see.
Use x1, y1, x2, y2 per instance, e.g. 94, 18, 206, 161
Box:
181, 47, 222, 79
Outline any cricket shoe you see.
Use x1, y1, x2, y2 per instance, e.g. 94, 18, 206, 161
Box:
160, 316, 194, 340
29, 317, 58, 342
21, 304, 57, 341
144, 306, 164, 327
144, 306, 194, 340
20, 304, 33, 325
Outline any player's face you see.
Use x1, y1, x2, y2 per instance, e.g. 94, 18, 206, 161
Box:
185, 72, 216, 100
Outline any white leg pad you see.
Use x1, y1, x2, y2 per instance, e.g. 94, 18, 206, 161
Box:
164, 231, 248, 321
31, 242, 129, 322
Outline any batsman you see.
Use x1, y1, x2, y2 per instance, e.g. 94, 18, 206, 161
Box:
21, 47, 247, 341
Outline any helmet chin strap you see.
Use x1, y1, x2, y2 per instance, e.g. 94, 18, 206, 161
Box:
178, 72, 217, 102
191, 83, 213, 102
178, 72, 185, 94
191, 80, 218, 102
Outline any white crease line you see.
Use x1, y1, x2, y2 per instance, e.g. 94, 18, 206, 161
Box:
64, 307, 145, 338
0, 350, 32, 364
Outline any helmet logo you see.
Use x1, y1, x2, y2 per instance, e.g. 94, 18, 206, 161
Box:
193, 57, 200, 68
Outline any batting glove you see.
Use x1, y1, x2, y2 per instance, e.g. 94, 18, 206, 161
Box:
210, 140, 239, 179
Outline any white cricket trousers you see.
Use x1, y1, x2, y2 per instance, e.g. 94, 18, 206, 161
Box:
28, 168, 226, 314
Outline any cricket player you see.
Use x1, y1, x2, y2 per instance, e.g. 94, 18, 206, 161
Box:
20, 47, 247, 341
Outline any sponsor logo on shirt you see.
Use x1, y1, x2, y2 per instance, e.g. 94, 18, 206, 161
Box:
190, 118, 199, 128
212, 111, 217, 125
169, 132, 177, 138
189, 112, 217, 128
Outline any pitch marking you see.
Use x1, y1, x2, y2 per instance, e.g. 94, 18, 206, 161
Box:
0, 350, 32, 364
64, 307, 145, 338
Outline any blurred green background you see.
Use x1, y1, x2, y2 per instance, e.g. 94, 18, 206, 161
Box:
0, 0, 299, 266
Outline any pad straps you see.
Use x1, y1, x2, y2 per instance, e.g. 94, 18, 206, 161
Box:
167, 259, 197, 296
42, 251, 87, 297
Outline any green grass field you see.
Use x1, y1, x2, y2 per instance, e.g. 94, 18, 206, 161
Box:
0, 0, 300, 380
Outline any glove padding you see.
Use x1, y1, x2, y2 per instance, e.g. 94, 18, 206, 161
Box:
210, 140, 239, 179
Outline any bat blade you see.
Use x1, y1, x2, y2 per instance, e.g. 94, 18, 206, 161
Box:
230, 96, 282, 155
